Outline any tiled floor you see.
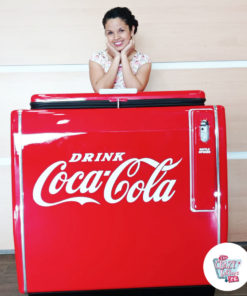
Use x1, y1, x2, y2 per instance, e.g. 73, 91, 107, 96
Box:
0, 254, 246, 296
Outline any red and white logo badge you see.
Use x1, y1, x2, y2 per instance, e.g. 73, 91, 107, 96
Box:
203, 243, 247, 291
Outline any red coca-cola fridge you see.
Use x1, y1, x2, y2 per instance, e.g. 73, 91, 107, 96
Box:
11, 90, 228, 295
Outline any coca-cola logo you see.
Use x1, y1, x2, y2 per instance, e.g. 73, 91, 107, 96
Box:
33, 152, 182, 207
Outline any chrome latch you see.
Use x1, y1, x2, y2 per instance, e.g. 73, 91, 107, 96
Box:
200, 120, 210, 142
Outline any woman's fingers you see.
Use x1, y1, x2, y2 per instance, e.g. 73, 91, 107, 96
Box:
106, 42, 120, 58
121, 39, 135, 56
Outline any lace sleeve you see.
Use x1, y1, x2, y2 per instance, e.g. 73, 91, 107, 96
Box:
90, 51, 101, 63
89, 50, 110, 72
139, 53, 151, 66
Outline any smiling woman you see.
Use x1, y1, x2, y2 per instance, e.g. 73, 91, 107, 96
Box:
89, 7, 151, 92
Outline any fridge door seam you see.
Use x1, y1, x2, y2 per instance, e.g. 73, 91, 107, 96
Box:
214, 105, 221, 244
188, 108, 216, 213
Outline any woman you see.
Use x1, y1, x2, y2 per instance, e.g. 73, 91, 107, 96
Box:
89, 7, 151, 92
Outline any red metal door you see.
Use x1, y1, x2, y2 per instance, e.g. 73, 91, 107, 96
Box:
11, 103, 227, 294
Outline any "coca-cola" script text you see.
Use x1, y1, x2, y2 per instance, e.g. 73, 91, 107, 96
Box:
33, 153, 182, 207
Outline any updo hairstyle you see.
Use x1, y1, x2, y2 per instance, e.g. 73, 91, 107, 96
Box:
102, 7, 139, 34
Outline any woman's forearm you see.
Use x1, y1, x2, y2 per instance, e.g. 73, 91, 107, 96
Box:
94, 56, 121, 92
121, 54, 143, 91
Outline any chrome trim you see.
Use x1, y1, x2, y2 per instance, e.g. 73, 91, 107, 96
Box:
214, 106, 221, 244
34, 98, 87, 102
18, 110, 27, 293
188, 108, 215, 212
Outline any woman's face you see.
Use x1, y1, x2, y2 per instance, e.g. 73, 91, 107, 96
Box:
105, 17, 134, 52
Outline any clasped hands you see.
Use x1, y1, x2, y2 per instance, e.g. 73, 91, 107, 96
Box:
106, 39, 135, 60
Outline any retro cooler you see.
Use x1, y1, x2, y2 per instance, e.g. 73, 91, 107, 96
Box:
11, 91, 228, 294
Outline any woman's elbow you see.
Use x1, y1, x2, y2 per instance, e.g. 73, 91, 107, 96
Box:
137, 84, 146, 92
135, 80, 149, 92
93, 85, 100, 93
91, 80, 105, 93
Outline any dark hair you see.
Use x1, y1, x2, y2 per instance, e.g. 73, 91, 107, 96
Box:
102, 7, 139, 34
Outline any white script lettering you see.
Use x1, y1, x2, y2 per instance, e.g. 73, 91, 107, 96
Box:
33, 157, 182, 207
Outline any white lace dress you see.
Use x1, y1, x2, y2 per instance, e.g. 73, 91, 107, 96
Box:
90, 50, 151, 89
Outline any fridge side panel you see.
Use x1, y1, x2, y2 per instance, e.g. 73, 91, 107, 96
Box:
11, 110, 26, 294
217, 106, 228, 243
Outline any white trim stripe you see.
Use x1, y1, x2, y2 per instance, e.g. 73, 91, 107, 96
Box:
0, 153, 245, 165
0, 64, 89, 73
0, 157, 11, 166
0, 60, 247, 72
152, 60, 247, 70
227, 152, 247, 160
0, 249, 15, 254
